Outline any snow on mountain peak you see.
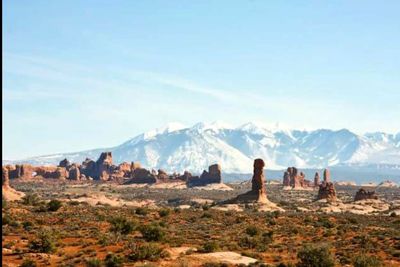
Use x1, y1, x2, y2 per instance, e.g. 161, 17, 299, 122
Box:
6, 121, 400, 174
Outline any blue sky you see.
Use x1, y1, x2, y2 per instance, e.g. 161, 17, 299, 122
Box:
3, 0, 400, 159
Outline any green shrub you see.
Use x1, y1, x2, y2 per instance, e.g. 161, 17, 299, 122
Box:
202, 241, 220, 253
127, 243, 169, 261
296, 245, 334, 267
85, 257, 102, 267
109, 216, 136, 235
353, 254, 382, 267
245, 225, 259, 236
22, 193, 41, 206
19, 258, 37, 267
139, 224, 165, 242
104, 253, 123, 267
22, 221, 34, 231
28, 230, 57, 253
158, 209, 170, 217
135, 207, 149, 216
47, 199, 62, 212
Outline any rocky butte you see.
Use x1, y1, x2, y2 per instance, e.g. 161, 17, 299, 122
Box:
354, 188, 378, 202
187, 164, 222, 187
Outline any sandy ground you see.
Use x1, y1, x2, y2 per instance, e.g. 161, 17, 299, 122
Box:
185, 251, 258, 265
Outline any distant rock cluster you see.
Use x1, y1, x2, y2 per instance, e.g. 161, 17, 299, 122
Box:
282, 167, 313, 189
2, 152, 224, 187
316, 169, 337, 201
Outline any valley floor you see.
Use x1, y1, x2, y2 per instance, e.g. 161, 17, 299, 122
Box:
2, 180, 400, 266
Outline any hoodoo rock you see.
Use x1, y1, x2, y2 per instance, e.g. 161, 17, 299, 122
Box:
187, 164, 222, 187
282, 171, 290, 187
323, 169, 331, 183
314, 172, 320, 187
234, 159, 268, 203
354, 188, 378, 202
317, 182, 337, 201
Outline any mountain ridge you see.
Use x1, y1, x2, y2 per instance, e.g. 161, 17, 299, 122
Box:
4, 122, 400, 173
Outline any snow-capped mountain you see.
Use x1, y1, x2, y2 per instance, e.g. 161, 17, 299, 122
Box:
5, 122, 400, 173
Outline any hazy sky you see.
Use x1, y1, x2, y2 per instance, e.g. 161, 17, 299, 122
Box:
3, 0, 400, 159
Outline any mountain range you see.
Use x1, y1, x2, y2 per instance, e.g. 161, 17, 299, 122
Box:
5, 122, 400, 175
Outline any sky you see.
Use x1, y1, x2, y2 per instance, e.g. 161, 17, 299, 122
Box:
3, 0, 400, 160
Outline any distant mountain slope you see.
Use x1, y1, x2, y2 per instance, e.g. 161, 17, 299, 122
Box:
4, 122, 400, 173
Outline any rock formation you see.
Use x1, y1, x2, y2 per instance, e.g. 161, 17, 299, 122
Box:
354, 188, 378, 202
187, 164, 222, 187
317, 182, 337, 201
2, 167, 10, 187
282, 171, 290, 187
314, 172, 320, 187
234, 159, 268, 203
8, 164, 34, 179
35, 166, 68, 179
96, 152, 113, 180
323, 169, 330, 183
283, 167, 307, 189
129, 168, 157, 184
59, 158, 70, 168
2, 166, 25, 201
68, 164, 81, 180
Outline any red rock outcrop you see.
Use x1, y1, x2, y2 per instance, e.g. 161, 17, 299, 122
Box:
129, 168, 157, 184
68, 164, 81, 180
314, 172, 320, 187
59, 158, 71, 168
8, 164, 34, 179
2, 167, 10, 187
323, 169, 330, 183
284, 167, 306, 188
317, 182, 337, 201
157, 169, 169, 181
235, 159, 268, 203
34, 166, 68, 179
354, 188, 378, 202
283, 171, 290, 186
187, 164, 222, 187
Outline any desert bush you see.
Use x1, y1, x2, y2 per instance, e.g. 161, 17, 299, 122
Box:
85, 257, 102, 267
127, 243, 169, 261
22, 193, 41, 206
296, 244, 334, 267
202, 241, 220, 253
22, 221, 34, 231
28, 230, 57, 253
19, 258, 37, 267
158, 208, 170, 217
246, 225, 259, 236
135, 207, 149, 216
47, 199, 63, 211
353, 254, 382, 267
139, 224, 165, 242
104, 253, 124, 267
109, 216, 136, 235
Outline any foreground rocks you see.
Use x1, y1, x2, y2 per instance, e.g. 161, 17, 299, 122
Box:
2, 166, 25, 201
